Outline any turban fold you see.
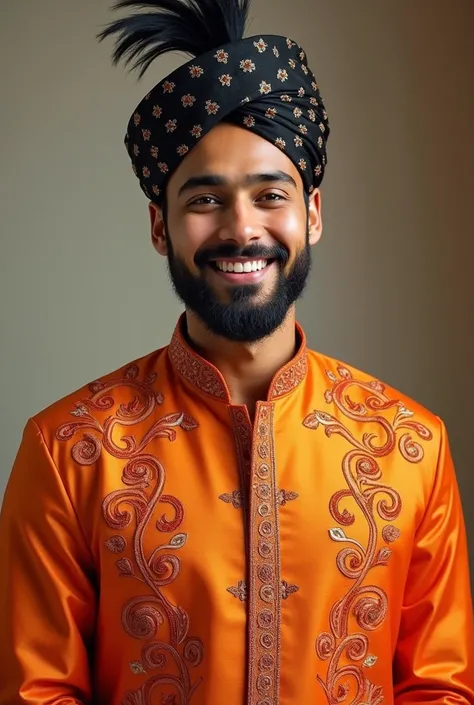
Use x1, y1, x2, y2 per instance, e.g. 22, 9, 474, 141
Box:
99, 3, 329, 203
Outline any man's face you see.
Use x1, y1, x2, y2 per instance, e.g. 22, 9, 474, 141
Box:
150, 123, 322, 342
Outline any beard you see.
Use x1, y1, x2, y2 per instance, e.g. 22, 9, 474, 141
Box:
164, 233, 312, 343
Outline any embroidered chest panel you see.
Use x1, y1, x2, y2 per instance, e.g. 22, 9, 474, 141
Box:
53, 360, 434, 705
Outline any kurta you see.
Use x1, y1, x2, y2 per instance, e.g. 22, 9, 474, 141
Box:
1, 315, 473, 705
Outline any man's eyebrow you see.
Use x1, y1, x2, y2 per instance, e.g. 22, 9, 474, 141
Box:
178, 170, 298, 197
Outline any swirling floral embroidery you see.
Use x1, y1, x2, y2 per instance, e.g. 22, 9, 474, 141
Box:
304, 365, 432, 704
56, 364, 202, 704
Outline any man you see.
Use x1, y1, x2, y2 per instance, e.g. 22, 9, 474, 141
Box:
1, 0, 473, 703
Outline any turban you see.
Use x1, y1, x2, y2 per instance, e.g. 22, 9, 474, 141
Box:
99, 1, 330, 204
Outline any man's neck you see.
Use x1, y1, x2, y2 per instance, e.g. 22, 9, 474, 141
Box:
184, 308, 298, 416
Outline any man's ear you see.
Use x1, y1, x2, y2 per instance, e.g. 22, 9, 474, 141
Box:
149, 202, 168, 256
307, 188, 323, 246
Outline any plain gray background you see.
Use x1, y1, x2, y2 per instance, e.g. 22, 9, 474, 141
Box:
1, 0, 473, 576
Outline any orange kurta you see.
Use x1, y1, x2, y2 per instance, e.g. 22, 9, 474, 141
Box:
1, 315, 473, 705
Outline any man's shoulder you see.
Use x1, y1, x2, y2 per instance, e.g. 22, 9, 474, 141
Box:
306, 347, 440, 432
31, 345, 169, 438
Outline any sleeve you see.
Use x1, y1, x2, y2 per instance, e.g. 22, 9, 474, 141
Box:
0, 419, 97, 705
393, 417, 474, 704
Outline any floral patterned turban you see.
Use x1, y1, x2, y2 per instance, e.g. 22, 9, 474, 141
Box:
125, 34, 329, 203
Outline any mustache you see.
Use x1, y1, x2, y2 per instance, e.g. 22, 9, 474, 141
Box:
194, 242, 289, 268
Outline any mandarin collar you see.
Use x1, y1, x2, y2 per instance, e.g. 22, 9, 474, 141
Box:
168, 314, 308, 403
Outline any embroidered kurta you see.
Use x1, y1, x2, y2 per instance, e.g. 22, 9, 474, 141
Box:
1, 316, 473, 705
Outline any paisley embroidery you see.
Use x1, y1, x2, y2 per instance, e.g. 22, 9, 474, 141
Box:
56, 363, 203, 704
304, 365, 432, 704
105, 535, 127, 553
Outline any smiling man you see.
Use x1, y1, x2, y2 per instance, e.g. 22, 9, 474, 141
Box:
0, 1, 473, 704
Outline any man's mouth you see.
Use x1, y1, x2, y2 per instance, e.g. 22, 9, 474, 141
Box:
208, 258, 274, 273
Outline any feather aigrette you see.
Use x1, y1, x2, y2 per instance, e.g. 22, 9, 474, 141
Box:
98, 0, 251, 77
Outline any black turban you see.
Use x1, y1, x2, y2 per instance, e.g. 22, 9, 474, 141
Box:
99, 2, 329, 204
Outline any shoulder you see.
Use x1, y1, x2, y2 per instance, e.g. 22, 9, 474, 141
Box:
305, 347, 444, 466
30, 346, 168, 448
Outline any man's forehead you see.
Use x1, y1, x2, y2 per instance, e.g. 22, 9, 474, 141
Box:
170, 125, 302, 193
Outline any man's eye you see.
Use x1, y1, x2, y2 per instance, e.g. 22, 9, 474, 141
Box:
189, 196, 220, 206
259, 192, 286, 202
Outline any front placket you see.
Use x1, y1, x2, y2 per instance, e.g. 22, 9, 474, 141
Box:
247, 401, 281, 705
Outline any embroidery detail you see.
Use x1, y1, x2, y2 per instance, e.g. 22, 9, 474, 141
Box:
228, 579, 298, 603
189, 65, 204, 78
277, 490, 299, 506
219, 490, 243, 509
240, 58, 256, 72
161, 696, 177, 705
205, 100, 220, 115
253, 38, 268, 53
269, 347, 307, 398
304, 365, 433, 704
281, 581, 299, 600
162, 80, 175, 93
229, 406, 252, 556
105, 535, 127, 553
181, 94, 196, 108
248, 405, 280, 704
169, 316, 308, 402
228, 581, 248, 601
214, 49, 229, 63
168, 321, 228, 400
219, 73, 232, 87
382, 525, 400, 543
130, 661, 147, 675
56, 365, 203, 703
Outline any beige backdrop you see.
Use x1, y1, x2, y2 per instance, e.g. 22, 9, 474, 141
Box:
1, 1, 473, 577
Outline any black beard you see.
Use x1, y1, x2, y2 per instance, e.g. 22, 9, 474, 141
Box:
164, 235, 312, 343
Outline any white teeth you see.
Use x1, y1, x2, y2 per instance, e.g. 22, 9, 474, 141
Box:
215, 259, 268, 273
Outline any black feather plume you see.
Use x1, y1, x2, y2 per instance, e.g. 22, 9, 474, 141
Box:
98, 0, 251, 78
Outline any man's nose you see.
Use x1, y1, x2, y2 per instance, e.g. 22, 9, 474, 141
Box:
217, 195, 263, 245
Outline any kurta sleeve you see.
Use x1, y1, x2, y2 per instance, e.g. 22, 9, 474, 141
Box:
393, 417, 474, 704
0, 419, 97, 705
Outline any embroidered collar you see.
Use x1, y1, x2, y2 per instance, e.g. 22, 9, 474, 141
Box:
168, 314, 308, 402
